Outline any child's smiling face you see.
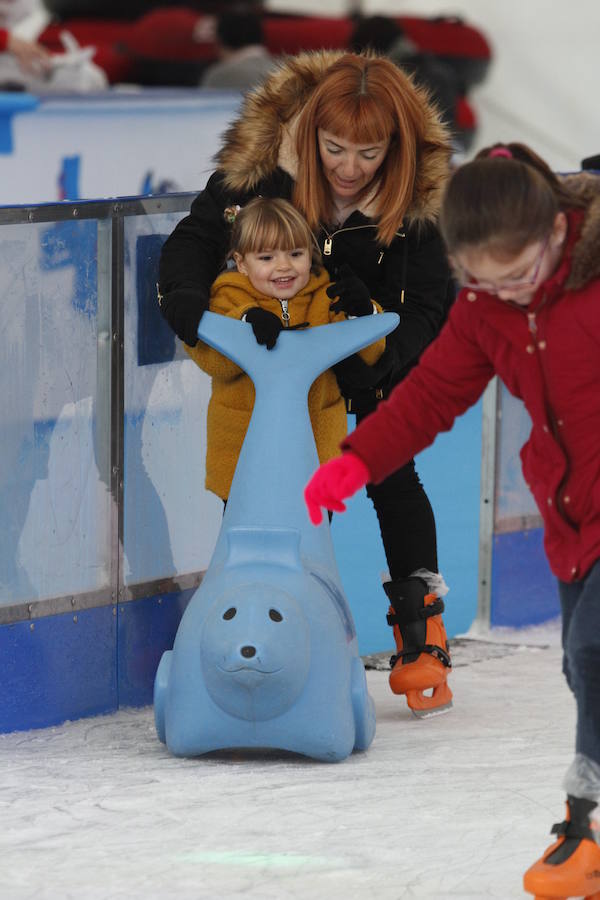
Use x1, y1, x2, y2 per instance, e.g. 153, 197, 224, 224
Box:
234, 247, 312, 300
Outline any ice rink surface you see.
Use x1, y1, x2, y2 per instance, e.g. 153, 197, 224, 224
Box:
1, 625, 574, 900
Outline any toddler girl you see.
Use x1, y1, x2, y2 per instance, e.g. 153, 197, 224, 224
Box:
186, 196, 385, 503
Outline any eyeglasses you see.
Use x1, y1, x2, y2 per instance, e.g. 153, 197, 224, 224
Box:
455, 235, 550, 295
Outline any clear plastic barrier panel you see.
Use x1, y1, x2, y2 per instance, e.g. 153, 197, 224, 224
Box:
0, 194, 222, 618
122, 212, 221, 586
494, 383, 541, 531
0, 217, 111, 605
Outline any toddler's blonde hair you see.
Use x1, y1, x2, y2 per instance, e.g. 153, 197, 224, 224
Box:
230, 197, 322, 273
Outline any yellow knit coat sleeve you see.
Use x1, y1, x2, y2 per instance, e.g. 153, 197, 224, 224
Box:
183, 276, 258, 379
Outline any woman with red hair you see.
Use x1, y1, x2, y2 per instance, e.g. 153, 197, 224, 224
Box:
158, 52, 455, 717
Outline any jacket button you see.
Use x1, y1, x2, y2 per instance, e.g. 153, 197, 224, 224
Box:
564, 495, 570, 504
547, 497, 552, 506
558, 419, 564, 426
571, 566, 578, 576
538, 340, 547, 349
466, 291, 477, 302
526, 344, 535, 354
543, 425, 549, 433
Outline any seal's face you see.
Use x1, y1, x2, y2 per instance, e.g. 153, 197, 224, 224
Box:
201, 583, 310, 721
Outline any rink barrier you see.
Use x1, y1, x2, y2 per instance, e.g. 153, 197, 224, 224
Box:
0, 192, 558, 735
477, 378, 559, 628
0, 192, 219, 733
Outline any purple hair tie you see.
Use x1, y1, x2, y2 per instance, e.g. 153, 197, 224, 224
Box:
489, 147, 513, 159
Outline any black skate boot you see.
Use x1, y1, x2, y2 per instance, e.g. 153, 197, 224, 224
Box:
384, 576, 452, 717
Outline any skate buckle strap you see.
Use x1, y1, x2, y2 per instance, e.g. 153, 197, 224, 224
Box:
551, 817, 594, 841
390, 643, 452, 670
386, 597, 445, 627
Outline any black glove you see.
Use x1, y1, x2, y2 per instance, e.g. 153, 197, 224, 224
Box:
245, 308, 309, 350
245, 307, 284, 350
158, 284, 209, 347
326, 264, 373, 317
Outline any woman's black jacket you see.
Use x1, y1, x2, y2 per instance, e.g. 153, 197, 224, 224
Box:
159, 167, 455, 415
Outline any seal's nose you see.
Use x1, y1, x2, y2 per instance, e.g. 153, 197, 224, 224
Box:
241, 645, 256, 659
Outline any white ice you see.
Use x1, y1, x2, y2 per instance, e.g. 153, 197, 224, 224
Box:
1, 623, 575, 900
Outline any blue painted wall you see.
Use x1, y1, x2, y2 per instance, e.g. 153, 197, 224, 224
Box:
491, 529, 560, 627
333, 401, 482, 655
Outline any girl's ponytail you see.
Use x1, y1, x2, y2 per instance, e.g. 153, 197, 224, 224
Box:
478, 143, 582, 209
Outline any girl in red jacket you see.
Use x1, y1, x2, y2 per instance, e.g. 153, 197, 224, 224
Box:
304, 142, 600, 900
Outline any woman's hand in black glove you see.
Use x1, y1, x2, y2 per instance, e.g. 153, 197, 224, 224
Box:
245, 307, 283, 350
158, 284, 209, 347
326, 264, 373, 317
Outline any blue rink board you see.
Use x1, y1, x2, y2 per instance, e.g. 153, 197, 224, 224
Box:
0, 605, 117, 734
0, 591, 193, 734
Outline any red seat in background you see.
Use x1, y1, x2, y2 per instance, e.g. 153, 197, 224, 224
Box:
36, 7, 491, 112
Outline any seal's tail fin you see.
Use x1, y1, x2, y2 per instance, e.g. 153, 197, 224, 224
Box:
196, 311, 398, 393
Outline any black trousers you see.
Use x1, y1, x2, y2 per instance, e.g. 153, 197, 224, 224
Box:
355, 413, 438, 582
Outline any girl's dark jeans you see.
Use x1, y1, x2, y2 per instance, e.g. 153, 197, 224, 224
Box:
559, 557, 600, 766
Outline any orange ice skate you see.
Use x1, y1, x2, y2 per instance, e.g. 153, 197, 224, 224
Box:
523, 795, 600, 899
384, 576, 452, 718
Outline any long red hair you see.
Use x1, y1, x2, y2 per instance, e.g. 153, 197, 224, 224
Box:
293, 54, 449, 246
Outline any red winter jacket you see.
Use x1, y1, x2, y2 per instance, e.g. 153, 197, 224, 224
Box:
0, 30, 8, 52
343, 174, 600, 583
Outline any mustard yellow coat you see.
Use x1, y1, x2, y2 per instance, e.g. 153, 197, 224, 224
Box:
185, 267, 385, 500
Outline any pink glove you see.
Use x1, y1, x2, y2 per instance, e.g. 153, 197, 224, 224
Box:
304, 453, 371, 525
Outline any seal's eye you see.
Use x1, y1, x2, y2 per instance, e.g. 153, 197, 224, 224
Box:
223, 607, 237, 620
269, 609, 283, 622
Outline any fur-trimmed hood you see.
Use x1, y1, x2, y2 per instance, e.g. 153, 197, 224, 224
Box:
215, 50, 451, 225
561, 172, 600, 291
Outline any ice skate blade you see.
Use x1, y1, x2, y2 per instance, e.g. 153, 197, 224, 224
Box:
531, 892, 600, 899
402, 681, 453, 717
410, 699, 453, 719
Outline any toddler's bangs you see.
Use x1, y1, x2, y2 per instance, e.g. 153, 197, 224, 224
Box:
238, 206, 312, 255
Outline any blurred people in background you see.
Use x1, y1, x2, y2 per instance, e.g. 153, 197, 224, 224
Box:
0, 0, 52, 82
350, 15, 460, 136
0, 0, 107, 91
43, 1, 263, 22
200, 8, 276, 91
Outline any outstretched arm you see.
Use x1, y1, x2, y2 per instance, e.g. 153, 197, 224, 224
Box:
305, 299, 495, 523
